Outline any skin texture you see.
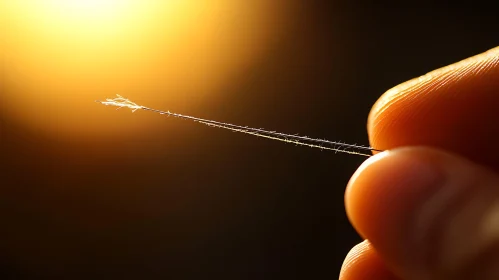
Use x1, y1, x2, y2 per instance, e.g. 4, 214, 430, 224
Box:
369, 46, 499, 171
340, 46, 499, 280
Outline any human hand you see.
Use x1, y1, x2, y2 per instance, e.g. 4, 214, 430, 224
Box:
340, 47, 499, 280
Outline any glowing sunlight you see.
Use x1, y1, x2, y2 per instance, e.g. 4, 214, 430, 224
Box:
1, 1, 291, 142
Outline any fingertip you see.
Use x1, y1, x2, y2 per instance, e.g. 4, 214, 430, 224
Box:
340, 240, 399, 280
368, 45, 499, 134
345, 148, 443, 239
346, 146, 499, 279
366, 46, 499, 170
345, 147, 446, 277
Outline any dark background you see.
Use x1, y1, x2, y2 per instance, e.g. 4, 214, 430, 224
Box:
1, 1, 498, 279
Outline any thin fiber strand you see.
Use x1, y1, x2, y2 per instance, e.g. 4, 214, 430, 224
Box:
97, 95, 380, 157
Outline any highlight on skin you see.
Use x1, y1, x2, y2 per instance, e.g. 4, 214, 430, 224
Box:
97, 95, 382, 157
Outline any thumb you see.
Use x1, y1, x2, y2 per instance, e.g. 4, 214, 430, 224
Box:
345, 147, 499, 280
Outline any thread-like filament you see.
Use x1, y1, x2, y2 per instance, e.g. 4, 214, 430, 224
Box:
96, 95, 382, 157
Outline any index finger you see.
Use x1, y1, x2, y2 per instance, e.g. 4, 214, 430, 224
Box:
368, 46, 499, 171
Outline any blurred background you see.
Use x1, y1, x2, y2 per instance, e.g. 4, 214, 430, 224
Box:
1, 0, 498, 279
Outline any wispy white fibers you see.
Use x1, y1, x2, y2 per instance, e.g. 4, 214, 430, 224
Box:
96, 95, 381, 157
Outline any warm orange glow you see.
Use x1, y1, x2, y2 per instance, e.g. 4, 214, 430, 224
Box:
42, 0, 133, 19
1, 1, 292, 143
